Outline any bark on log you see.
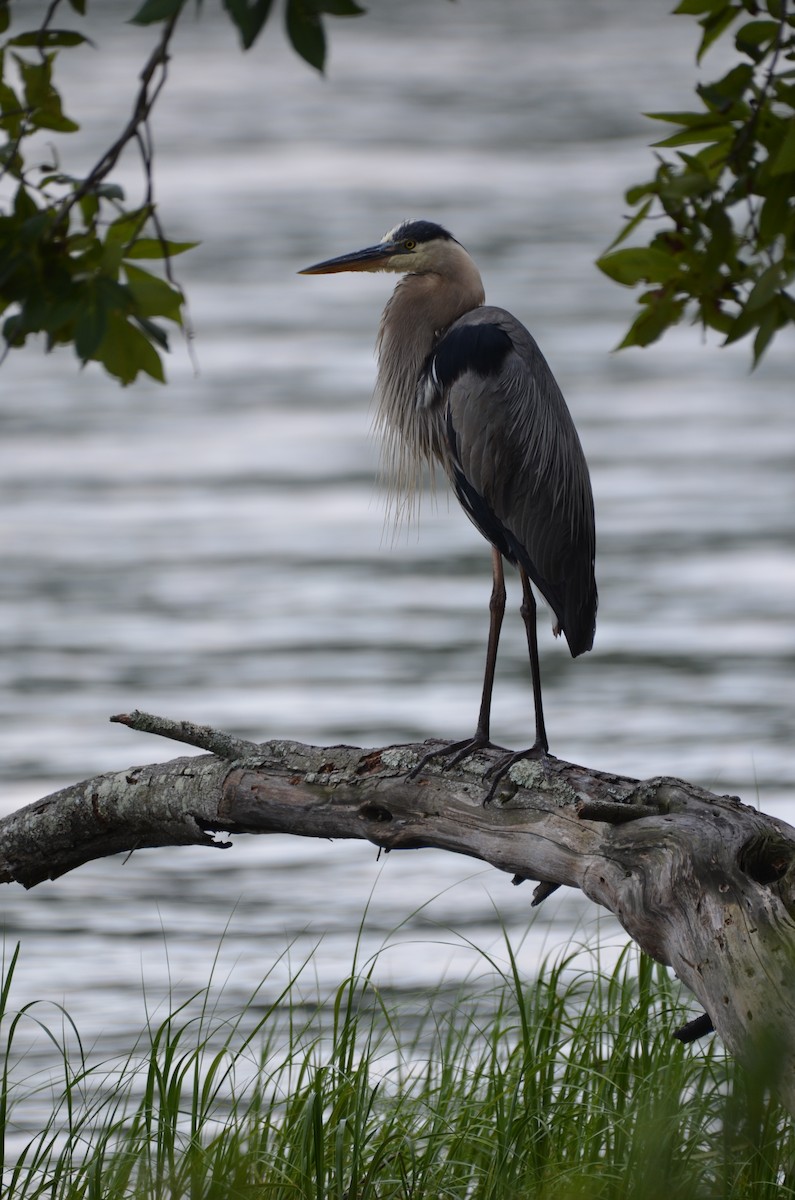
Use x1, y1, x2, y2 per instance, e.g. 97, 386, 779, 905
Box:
3, 710, 795, 1110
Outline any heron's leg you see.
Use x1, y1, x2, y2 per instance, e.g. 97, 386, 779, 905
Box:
481, 569, 550, 804
518, 567, 548, 753
473, 546, 506, 743
408, 548, 507, 778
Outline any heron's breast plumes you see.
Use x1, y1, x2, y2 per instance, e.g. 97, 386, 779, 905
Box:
374, 308, 445, 528
373, 256, 485, 529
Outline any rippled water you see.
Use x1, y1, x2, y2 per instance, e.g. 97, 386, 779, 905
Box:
1, 0, 793, 1137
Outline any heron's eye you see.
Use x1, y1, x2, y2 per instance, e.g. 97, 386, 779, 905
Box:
403, 240, 416, 251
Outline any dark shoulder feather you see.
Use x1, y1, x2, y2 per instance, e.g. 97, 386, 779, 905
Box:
419, 321, 512, 410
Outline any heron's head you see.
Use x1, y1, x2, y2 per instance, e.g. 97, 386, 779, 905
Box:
299, 219, 462, 277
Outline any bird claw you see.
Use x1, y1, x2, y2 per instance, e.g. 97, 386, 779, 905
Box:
482, 743, 550, 805
409, 737, 552, 807
407, 734, 506, 781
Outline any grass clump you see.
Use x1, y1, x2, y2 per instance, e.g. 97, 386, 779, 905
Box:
0, 937, 792, 1199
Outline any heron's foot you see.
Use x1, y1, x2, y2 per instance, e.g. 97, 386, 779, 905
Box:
482, 742, 550, 806
407, 733, 506, 781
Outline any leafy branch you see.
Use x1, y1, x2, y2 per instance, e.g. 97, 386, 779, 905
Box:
0, 0, 363, 385
598, 0, 795, 365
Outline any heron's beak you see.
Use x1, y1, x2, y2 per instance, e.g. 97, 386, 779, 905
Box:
298, 241, 401, 275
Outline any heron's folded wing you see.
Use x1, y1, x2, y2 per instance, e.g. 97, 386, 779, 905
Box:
434, 308, 596, 654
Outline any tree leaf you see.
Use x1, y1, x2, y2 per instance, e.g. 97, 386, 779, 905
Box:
221, 0, 275, 49
3, 312, 28, 348
625, 181, 655, 205
75, 297, 107, 360
723, 300, 760, 344
617, 294, 686, 348
74, 277, 130, 361
596, 247, 680, 286
103, 209, 150, 275
133, 315, 170, 350
16, 56, 51, 108
79, 192, 99, 227
15, 56, 80, 132
123, 262, 184, 320
129, 0, 186, 25
95, 182, 125, 201
697, 4, 742, 61
7, 31, 92, 49
34, 108, 80, 134
744, 262, 783, 310
646, 108, 736, 127
314, 0, 365, 13
752, 298, 781, 364
657, 164, 715, 200
603, 199, 653, 252
13, 184, 37, 221
770, 117, 795, 175
673, 0, 727, 12
285, 0, 326, 71
123, 237, 199, 259
91, 311, 165, 385
0, 83, 23, 137
758, 180, 791, 244
702, 200, 734, 273
697, 62, 754, 109
735, 18, 780, 61
106, 206, 151, 247
773, 78, 795, 109
652, 123, 733, 148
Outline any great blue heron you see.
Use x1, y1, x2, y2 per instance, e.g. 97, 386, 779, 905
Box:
300, 219, 597, 779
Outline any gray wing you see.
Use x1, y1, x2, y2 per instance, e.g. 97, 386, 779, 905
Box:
422, 306, 597, 656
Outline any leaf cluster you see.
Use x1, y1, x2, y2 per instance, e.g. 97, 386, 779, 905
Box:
598, 0, 795, 364
0, 2, 196, 384
131, 0, 365, 71
0, 0, 364, 386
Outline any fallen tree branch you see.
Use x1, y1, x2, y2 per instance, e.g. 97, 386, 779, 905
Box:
3, 709, 795, 1110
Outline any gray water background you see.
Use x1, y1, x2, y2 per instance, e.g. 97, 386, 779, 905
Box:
0, 0, 794, 1138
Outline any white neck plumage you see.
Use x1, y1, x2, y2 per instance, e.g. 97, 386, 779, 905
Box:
374, 245, 485, 522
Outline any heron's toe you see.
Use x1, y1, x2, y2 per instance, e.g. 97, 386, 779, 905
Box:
407, 734, 504, 780
482, 744, 551, 805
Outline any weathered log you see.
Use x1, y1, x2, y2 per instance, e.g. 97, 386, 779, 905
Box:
3, 709, 795, 1110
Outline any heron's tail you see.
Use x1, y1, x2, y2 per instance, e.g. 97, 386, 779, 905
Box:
531, 567, 597, 658
561, 581, 598, 657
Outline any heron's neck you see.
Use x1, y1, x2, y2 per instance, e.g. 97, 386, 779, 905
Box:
378, 253, 485, 382
374, 253, 484, 516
